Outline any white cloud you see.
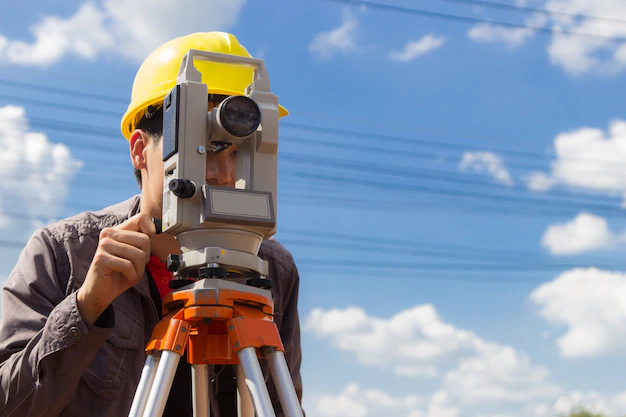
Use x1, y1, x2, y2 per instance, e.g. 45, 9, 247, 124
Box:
466, 1, 626, 75
0, 105, 81, 320
389, 35, 446, 62
544, 1, 626, 76
309, 9, 360, 60
529, 391, 626, 417
0, 105, 82, 236
102, 0, 245, 61
314, 383, 422, 417
443, 343, 561, 403
0, 0, 246, 66
0, 3, 114, 66
306, 304, 559, 405
526, 172, 556, 192
459, 151, 514, 186
549, 391, 626, 416
526, 120, 626, 202
426, 391, 459, 417
541, 212, 620, 255
468, 24, 536, 49
316, 385, 368, 417
305, 304, 478, 375
467, 11, 546, 49
530, 268, 626, 357
309, 384, 463, 417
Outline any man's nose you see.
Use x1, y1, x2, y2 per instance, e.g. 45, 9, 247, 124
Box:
206, 155, 233, 186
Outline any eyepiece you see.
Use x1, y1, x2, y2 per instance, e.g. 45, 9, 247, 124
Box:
218, 96, 261, 138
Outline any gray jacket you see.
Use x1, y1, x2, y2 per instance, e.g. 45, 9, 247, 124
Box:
0, 196, 303, 416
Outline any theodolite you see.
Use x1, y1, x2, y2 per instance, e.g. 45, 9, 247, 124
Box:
128, 49, 303, 417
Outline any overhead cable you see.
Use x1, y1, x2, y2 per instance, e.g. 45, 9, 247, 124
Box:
320, 0, 626, 43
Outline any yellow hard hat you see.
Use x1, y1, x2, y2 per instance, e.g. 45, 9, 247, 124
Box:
121, 31, 288, 141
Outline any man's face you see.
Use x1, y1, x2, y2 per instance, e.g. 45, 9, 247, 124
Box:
140, 134, 237, 217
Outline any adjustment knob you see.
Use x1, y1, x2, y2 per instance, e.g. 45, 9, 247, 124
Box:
247, 277, 273, 289
169, 179, 195, 198
166, 254, 181, 272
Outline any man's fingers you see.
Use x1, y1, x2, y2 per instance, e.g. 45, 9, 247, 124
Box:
100, 228, 151, 259
99, 237, 149, 277
117, 213, 157, 236
92, 251, 139, 286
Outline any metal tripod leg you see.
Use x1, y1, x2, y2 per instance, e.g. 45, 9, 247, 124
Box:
143, 350, 182, 417
129, 353, 161, 417
237, 365, 254, 417
263, 348, 303, 417
192, 364, 210, 417
237, 347, 276, 417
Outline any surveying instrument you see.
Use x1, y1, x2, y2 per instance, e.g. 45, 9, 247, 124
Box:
127, 50, 302, 417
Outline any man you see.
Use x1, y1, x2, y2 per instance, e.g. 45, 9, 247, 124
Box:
0, 32, 303, 417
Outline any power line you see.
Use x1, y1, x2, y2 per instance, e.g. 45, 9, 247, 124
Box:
0, 93, 121, 118
4, 145, 621, 206
0, 205, 611, 264
284, 122, 545, 160
3, 150, 623, 212
280, 227, 617, 261
280, 190, 626, 218
433, 0, 626, 25
2, 92, 625, 211
1, 82, 624, 170
1, 123, 624, 214
3, 145, 625, 216
0, 234, 619, 273
296, 258, 618, 272
280, 151, 624, 202
28, 117, 121, 139
0, 79, 127, 104
282, 124, 626, 170
1, 188, 618, 222
321, 0, 626, 42
280, 238, 623, 268
281, 169, 626, 215
21, 113, 626, 175
0, 88, 558, 157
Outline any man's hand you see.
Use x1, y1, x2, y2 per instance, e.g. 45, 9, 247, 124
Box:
77, 213, 156, 325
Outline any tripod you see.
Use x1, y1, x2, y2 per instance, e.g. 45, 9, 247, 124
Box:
128, 277, 303, 417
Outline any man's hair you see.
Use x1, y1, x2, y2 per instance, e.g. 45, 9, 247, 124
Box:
133, 105, 163, 188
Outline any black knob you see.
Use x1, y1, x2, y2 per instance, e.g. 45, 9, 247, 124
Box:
169, 179, 195, 198
247, 277, 273, 289
166, 254, 180, 272
198, 266, 227, 279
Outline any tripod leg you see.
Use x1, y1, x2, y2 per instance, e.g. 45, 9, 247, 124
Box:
263, 348, 303, 417
142, 350, 182, 417
237, 347, 276, 417
237, 365, 254, 417
129, 353, 161, 417
192, 364, 210, 417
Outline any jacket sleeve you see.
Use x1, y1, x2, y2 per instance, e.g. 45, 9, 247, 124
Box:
280, 261, 303, 405
0, 229, 113, 417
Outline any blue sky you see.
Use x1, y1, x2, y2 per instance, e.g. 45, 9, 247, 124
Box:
3, 0, 626, 416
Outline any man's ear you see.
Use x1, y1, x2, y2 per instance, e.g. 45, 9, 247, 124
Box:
130, 130, 147, 169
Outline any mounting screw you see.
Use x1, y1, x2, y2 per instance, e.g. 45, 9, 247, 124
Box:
197, 146, 206, 154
